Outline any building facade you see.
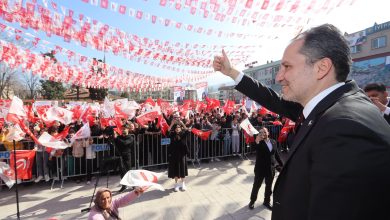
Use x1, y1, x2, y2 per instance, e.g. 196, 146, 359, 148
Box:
346, 21, 390, 89
218, 85, 244, 103
243, 60, 281, 93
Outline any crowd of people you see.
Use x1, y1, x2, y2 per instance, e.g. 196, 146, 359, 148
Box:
0, 98, 288, 188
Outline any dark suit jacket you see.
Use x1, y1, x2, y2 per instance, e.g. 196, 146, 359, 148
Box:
236, 75, 390, 220
253, 138, 283, 177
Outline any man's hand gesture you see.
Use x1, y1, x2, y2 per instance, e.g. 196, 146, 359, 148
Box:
213, 49, 239, 80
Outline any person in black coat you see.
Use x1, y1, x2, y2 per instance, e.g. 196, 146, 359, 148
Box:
167, 118, 189, 192
114, 127, 136, 192
364, 83, 390, 124
249, 127, 283, 210
213, 24, 390, 220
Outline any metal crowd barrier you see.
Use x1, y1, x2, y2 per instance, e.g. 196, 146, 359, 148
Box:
0, 125, 288, 188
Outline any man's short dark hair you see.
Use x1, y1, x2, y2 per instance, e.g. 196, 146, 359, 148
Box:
295, 24, 352, 82
364, 83, 386, 93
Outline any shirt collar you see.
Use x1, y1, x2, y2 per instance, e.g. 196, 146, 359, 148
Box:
303, 82, 345, 118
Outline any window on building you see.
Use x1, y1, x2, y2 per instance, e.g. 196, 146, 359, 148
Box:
351, 44, 362, 53
371, 36, 387, 49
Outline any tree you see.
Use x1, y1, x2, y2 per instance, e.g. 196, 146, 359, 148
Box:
0, 59, 17, 99
23, 72, 40, 99
0, 35, 34, 98
40, 80, 66, 100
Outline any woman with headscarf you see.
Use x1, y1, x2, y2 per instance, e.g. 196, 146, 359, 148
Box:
88, 187, 144, 220
167, 118, 189, 192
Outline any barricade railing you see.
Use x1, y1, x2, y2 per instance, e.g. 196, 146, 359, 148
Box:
0, 125, 288, 187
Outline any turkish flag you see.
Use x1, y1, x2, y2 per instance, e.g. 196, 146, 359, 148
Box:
205, 97, 220, 111
223, 100, 235, 115
70, 105, 83, 120
191, 128, 211, 141
277, 126, 292, 143
54, 126, 70, 140
144, 97, 156, 107
272, 120, 283, 126
157, 98, 172, 115
157, 115, 169, 136
119, 5, 126, 14
114, 103, 128, 119
160, 0, 167, 6
100, 0, 108, 9
38, 132, 69, 149
136, 110, 160, 126
239, 118, 258, 137
70, 122, 91, 143
26, 105, 39, 124
9, 150, 36, 180
36, 105, 54, 126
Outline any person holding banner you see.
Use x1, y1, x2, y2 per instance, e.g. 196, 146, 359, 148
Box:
167, 118, 189, 192
88, 187, 145, 220
213, 24, 390, 220
249, 127, 283, 210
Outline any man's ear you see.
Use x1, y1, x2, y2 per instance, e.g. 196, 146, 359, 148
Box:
316, 57, 333, 80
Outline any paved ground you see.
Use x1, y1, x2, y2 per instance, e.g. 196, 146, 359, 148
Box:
0, 155, 279, 220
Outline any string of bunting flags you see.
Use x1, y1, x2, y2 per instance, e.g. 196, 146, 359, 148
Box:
0, 0, 257, 68
0, 22, 215, 76
156, 0, 356, 27
80, 0, 307, 40
0, 39, 211, 91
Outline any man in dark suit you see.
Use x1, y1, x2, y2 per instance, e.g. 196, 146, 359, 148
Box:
213, 24, 390, 220
364, 83, 390, 124
249, 127, 283, 210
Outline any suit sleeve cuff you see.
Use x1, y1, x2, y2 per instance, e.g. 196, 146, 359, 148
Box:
384, 106, 390, 116
234, 72, 244, 85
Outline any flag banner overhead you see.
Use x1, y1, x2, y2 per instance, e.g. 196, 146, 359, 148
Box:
120, 170, 164, 191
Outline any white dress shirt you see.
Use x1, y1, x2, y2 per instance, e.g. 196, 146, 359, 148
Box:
265, 139, 272, 152
384, 98, 390, 116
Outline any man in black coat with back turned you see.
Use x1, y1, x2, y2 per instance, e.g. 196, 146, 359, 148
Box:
249, 127, 283, 210
213, 24, 390, 220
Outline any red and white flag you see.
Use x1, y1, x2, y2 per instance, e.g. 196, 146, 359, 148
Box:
223, 100, 235, 115
0, 162, 16, 188
120, 169, 164, 191
70, 122, 91, 143
191, 128, 212, 140
38, 132, 69, 149
6, 96, 26, 124
239, 118, 258, 136
5, 124, 25, 142
136, 109, 160, 126
8, 96, 26, 117
46, 106, 73, 125
121, 100, 140, 119
9, 150, 36, 180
